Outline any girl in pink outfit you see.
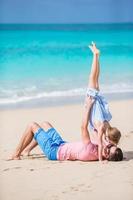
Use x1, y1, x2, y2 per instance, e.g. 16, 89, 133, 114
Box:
9, 43, 123, 162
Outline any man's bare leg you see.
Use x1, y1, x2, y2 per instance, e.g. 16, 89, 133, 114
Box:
22, 139, 38, 156
9, 122, 40, 160
88, 42, 100, 90
40, 121, 53, 131
22, 121, 53, 156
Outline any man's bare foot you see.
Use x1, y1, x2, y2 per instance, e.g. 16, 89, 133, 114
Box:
88, 41, 100, 55
6, 155, 21, 161
21, 149, 30, 156
6, 151, 21, 161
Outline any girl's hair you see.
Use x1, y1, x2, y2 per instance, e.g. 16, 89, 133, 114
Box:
107, 127, 121, 144
108, 147, 123, 161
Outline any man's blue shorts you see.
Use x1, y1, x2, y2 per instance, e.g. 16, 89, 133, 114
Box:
34, 127, 65, 160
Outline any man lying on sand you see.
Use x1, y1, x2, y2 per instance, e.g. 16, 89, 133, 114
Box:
9, 42, 123, 162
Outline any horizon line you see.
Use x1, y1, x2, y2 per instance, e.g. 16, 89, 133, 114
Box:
0, 22, 133, 25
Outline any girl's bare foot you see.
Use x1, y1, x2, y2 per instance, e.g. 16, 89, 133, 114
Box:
88, 41, 100, 55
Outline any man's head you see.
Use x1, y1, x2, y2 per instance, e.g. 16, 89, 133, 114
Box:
104, 144, 123, 161
106, 127, 121, 145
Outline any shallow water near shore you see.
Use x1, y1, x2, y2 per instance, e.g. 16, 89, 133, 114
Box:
0, 23, 133, 108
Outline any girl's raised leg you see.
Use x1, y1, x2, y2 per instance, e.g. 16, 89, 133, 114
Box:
88, 42, 100, 90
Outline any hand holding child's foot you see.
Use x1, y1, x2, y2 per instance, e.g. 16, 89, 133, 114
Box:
84, 96, 95, 109
88, 41, 100, 55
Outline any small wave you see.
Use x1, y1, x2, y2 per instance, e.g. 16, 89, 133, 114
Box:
101, 83, 133, 94
0, 88, 85, 105
0, 84, 133, 105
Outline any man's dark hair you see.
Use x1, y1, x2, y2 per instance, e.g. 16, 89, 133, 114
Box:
108, 147, 123, 161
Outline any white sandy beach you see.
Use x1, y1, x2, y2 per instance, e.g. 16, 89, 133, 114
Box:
0, 99, 133, 200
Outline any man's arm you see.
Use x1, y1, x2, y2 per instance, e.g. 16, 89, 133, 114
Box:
98, 130, 103, 161
97, 125, 105, 161
81, 96, 94, 144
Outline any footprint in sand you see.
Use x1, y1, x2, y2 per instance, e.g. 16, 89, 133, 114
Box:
70, 184, 92, 192
51, 195, 59, 200
30, 168, 34, 171
125, 131, 133, 137
3, 168, 10, 171
79, 183, 93, 192
3, 166, 21, 171
62, 191, 67, 194
80, 184, 93, 192
14, 166, 21, 169
71, 187, 79, 191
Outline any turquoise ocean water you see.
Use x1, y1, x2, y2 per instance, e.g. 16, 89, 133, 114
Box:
0, 23, 133, 109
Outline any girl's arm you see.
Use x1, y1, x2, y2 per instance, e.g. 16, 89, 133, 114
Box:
81, 96, 94, 144
98, 130, 103, 161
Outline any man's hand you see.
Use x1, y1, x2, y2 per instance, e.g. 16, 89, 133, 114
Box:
81, 96, 95, 144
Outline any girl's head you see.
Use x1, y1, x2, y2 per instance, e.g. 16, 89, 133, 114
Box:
103, 143, 123, 161
106, 127, 121, 145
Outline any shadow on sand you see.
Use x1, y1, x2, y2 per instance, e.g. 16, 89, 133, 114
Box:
24, 152, 133, 162
22, 153, 46, 159
123, 151, 133, 161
